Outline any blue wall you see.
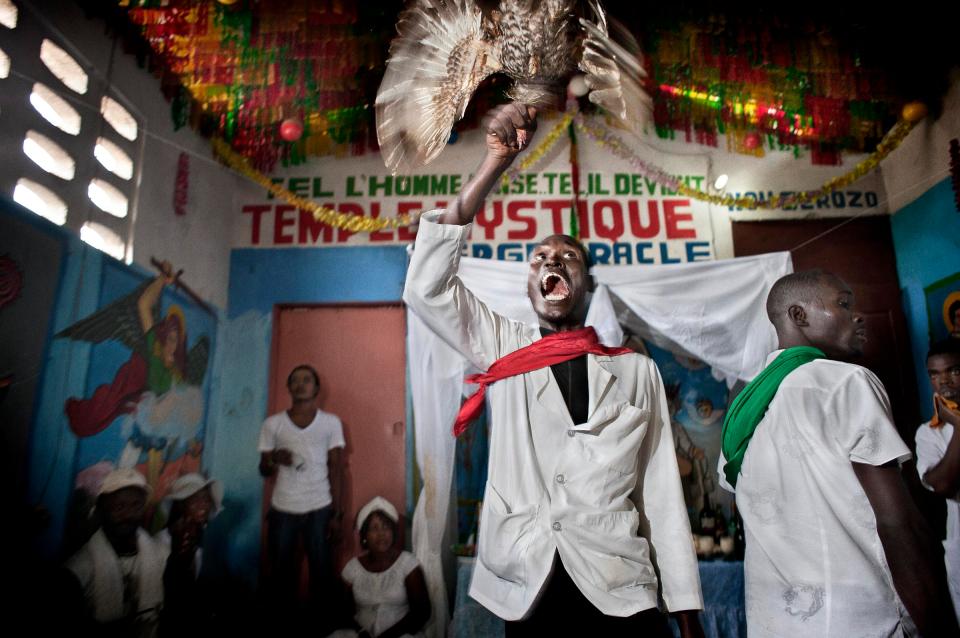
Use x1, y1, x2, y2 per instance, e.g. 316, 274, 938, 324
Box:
228, 247, 408, 317
891, 178, 960, 421
206, 246, 408, 589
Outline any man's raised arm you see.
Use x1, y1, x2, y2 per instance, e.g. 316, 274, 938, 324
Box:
437, 103, 537, 225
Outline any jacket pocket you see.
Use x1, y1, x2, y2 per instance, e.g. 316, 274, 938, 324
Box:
571, 511, 657, 592
477, 483, 538, 585
579, 405, 650, 476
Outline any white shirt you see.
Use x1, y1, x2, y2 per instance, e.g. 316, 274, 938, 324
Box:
341, 551, 424, 637
915, 420, 960, 621
404, 214, 702, 620
65, 528, 167, 635
720, 352, 913, 637
259, 409, 345, 513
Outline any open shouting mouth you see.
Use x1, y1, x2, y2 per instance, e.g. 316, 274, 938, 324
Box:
540, 271, 571, 302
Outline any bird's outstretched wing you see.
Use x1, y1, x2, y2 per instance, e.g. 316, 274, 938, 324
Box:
56, 281, 151, 353
578, 1, 652, 134
376, 0, 502, 174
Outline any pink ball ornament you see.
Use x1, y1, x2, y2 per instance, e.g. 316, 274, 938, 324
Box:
279, 118, 304, 142
743, 132, 761, 150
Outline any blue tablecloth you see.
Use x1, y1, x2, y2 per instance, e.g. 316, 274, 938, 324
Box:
450, 558, 746, 638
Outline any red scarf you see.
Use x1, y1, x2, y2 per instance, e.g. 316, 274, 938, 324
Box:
453, 326, 634, 436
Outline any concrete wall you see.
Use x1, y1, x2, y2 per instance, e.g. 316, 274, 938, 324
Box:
0, 0, 241, 307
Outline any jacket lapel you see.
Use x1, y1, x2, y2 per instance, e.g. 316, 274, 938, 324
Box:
587, 355, 620, 421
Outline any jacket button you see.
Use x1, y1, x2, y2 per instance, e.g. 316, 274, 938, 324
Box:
567, 429, 575, 438
552, 521, 562, 531
555, 474, 565, 484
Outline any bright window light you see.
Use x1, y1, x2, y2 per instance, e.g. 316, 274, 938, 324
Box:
94, 137, 133, 180
30, 83, 82, 135
13, 178, 67, 225
0, 0, 18, 29
0, 47, 9, 79
81, 221, 126, 261
87, 178, 128, 218
100, 96, 137, 141
23, 130, 75, 180
40, 39, 88, 95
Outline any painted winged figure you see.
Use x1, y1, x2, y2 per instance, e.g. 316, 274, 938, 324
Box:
56, 265, 209, 439
376, 0, 651, 173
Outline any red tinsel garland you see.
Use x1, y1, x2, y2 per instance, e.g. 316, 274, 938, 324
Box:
173, 152, 189, 216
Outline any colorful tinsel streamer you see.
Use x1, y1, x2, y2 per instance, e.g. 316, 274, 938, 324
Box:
211, 137, 413, 233
214, 110, 918, 233
576, 114, 918, 211
500, 109, 576, 191
567, 119, 581, 239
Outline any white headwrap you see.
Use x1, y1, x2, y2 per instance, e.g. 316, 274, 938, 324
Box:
356, 496, 399, 532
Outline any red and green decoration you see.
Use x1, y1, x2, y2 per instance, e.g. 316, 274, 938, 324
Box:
120, 0, 390, 171
114, 2, 919, 169
641, 17, 905, 165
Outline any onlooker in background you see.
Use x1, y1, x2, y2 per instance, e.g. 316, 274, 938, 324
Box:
259, 363, 345, 630
159, 473, 223, 637
61, 468, 168, 638
915, 338, 960, 623
330, 497, 430, 638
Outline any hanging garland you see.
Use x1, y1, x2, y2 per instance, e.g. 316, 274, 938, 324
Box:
500, 109, 576, 190
215, 100, 925, 230
567, 118, 582, 239
576, 104, 923, 211
214, 112, 574, 232
212, 137, 412, 232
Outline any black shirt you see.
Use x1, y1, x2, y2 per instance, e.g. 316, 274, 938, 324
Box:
539, 327, 589, 425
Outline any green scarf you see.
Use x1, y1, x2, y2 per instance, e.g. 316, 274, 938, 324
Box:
721, 346, 825, 488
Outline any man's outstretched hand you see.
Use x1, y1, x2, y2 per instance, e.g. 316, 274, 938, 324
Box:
441, 103, 538, 225
483, 103, 538, 162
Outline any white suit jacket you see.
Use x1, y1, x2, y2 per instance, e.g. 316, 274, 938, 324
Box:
404, 215, 702, 620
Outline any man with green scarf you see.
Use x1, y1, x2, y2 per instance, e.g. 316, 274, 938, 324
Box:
719, 270, 957, 637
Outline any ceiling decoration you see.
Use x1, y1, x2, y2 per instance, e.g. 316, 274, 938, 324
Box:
93, 1, 952, 169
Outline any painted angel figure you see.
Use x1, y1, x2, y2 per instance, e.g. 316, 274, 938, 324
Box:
376, 0, 651, 173
57, 261, 209, 440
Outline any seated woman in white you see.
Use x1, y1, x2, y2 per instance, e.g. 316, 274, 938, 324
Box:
330, 497, 430, 638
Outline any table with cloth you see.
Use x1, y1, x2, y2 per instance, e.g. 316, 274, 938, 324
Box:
450, 557, 746, 638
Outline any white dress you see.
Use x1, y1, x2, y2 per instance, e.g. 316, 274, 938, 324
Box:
330, 551, 424, 638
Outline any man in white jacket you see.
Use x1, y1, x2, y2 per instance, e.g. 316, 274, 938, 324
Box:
404, 104, 703, 637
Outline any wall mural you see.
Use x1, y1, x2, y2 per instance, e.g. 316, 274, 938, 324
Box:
926, 271, 960, 343
56, 261, 215, 534
641, 340, 733, 524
